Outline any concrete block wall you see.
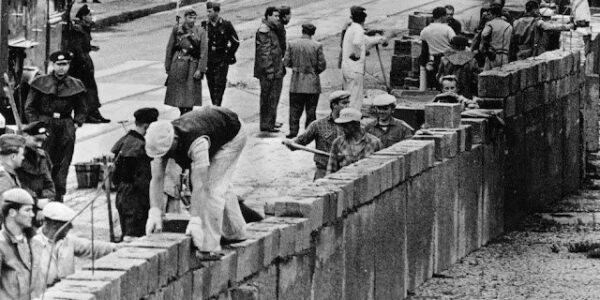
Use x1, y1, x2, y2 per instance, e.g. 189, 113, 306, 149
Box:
42, 51, 586, 300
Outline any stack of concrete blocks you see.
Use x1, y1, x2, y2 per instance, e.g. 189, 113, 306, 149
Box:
477, 50, 583, 229
408, 12, 433, 36
391, 37, 421, 88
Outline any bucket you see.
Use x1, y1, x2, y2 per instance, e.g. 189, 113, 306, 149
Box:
74, 163, 102, 189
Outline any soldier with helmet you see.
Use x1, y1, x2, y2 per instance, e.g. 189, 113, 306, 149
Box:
25, 50, 87, 202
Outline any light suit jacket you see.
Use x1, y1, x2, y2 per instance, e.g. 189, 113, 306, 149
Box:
0, 229, 33, 300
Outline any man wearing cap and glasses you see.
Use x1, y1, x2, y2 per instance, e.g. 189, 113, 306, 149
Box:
327, 107, 382, 174
144, 106, 248, 258
283, 22, 326, 139
0, 134, 26, 196
0, 188, 36, 300
30, 202, 117, 298
284, 90, 350, 180
17, 122, 55, 227
365, 94, 414, 148
205, 2, 239, 107
25, 50, 87, 203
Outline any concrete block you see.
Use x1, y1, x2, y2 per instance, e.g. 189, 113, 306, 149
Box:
127, 233, 187, 281
536, 60, 547, 83
544, 81, 557, 105
562, 93, 582, 194
114, 247, 163, 294
433, 159, 459, 273
503, 115, 527, 229
374, 187, 408, 299
273, 196, 325, 231
203, 250, 237, 297
412, 130, 458, 160
65, 270, 126, 299
457, 145, 483, 257
461, 118, 488, 144
192, 267, 207, 300
51, 279, 115, 300
168, 272, 193, 300
424, 102, 462, 128
326, 171, 364, 213
394, 140, 432, 177
246, 222, 281, 267
513, 91, 524, 116
400, 139, 436, 170
523, 86, 540, 112
543, 100, 564, 203
39, 290, 97, 300
408, 13, 433, 30
428, 127, 466, 154
474, 97, 504, 110
478, 69, 511, 97
584, 75, 599, 152
163, 213, 189, 233
82, 256, 148, 300
248, 264, 277, 300
287, 184, 338, 221
313, 223, 345, 300
482, 142, 506, 245
231, 285, 259, 300
460, 125, 473, 151
371, 153, 407, 186
329, 167, 372, 208
317, 177, 355, 219
344, 205, 375, 299
278, 254, 313, 300
261, 217, 311, 254
229, 237, 263, 282
406, 171, 435, 291
524, 107, 548, 210
571, 73, 581, 94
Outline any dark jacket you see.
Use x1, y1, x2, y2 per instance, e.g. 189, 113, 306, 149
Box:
254, 19, 284, 80
24, 74, 87, 126
436, 50, 480, 98
111, 130, 152, 214
206, 17, 240, 63
17, 146, 55, 200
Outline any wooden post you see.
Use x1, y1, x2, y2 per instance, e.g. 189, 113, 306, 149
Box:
103, 158, 116, 243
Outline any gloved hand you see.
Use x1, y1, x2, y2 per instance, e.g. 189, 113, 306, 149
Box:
185, 216, 204, 250
145, 207, 163, 235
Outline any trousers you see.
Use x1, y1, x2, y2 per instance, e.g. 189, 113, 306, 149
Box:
259, 77, 283, 131
289, 93, 319, 136
44, 118, 76, 201
342, 69, 364, 109
207, 60, 230, 106
193, 127, 248, 251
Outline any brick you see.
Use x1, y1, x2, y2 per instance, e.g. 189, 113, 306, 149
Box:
424, 102, 462, 128
114, 247, 163, 294
273, 196, 324, 231
83, 256, 148, 300
229, 238, 262, 282
433, 159, 459, 273
51, 279, 115, 300
374, 187, 408, 299
344, 205, 375, 299
461, 118, 488, 144
313, 223, 345, 300
406, 171, 435, 291
279, 254, 313, 300
478, 69, 511, 97
231, 285, 259, 300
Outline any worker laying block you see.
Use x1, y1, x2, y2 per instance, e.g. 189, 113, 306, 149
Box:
144, 106, 248, 259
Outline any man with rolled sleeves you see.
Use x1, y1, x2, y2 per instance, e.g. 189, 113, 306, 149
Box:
31, 202, 117, 298
205, 2, 240, 106
283, 90, 350, 180
25, 51, 87, 202
0, 188, 36, 300
144, 106, 248, 257
283, 22, 326, 138
0, 134, 26, 195
365, 94, 414, 148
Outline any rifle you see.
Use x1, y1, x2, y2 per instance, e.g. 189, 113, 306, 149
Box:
3, 73, 23, 134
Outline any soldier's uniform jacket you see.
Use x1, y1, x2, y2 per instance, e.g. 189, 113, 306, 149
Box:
511, 13, 571, 60
111, 130, 152, 215
283, 37, 327, 94
365, 117, 414, 148
0, 164, 21, 199
24, 75, 87, 126
254, 19, 284, 80
206, 18, 239, 62
17, 146, 55, 200
0, 228, 34, 300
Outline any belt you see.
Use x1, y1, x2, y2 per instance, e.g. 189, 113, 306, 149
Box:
43, 113, 71, 119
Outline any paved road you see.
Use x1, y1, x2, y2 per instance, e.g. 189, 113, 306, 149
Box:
66, 0, 483, 238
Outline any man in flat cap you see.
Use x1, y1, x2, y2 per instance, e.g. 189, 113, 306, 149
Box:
341, 6, 387, 109
327, 107, 382, 174
165, 9, 208, 116
144, 106, 248, 258
62, 2, 109, 123
31, 202, 117, 298
283, 22, 326, 139
255, 7, 285, 133
284, 91, 349, 180
365, 94, 414, 148
0, 188, 35, 300
25, 50, 87, 202
18, 122, 55, 227
111, 107, 159, 241
205, 2, 239, 107
0, 134, 26, 196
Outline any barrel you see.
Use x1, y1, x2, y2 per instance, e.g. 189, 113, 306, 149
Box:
74, 163, 102, 189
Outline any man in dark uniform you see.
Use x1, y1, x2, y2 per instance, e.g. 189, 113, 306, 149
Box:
63, 3, 110, 123
0, 134, 26, 195
18, 122, 55, 226
144, 106, 248, 257
111, 108, 159, 241
205, 2, 239, 107
25, 51, 87, 202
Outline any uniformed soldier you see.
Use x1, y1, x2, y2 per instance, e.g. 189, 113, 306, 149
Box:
24, 51, 87, 202
205, 2, 240, 107
18, 122, 55, 227
111, 108, 159, 241
0, 188, 35, 300
365, 94, 414, 148
31, 202, 117, 298
0, 134, 26, 195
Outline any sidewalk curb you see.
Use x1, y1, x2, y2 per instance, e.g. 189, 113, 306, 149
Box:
95, 0, 206, 28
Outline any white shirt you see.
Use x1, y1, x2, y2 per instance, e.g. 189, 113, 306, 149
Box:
341, 22, 387, 74
420, 22, 455, 55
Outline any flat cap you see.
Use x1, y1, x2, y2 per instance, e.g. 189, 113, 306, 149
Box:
145, 120, 174, 158
22, 121, 47, 136
328, 90, 351, 102
183, 9, 197, 16
0, 134, 25, 153
350, 6, 366, 16
49, 51, 72, 63
301, 23, 316, 35
43, 202, 76, 222
279, 5, 291, 15
335, 108, 362, 123
2, 188, 34, 205
134, 108, 159, 124
372, 94, 396, 106
76, 4, 91, 19
206, 1, 221, 10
